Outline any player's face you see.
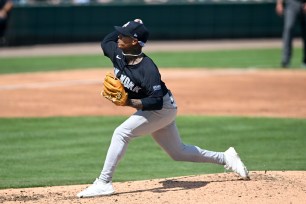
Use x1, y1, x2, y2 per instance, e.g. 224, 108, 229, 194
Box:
118, 34, 138, 51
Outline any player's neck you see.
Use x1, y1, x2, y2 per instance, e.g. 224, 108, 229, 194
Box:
126, 55, 143, 65
122, 45, 142, 56
123, 49, 142, 65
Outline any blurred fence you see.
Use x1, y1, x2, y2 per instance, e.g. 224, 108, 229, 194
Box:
5, 1, 282, 46
12, 0, 275, 5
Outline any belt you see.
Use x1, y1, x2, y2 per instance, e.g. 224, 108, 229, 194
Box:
163, 89, 172, 97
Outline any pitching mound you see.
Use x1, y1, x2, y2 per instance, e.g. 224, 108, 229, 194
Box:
1, 171, 305, 204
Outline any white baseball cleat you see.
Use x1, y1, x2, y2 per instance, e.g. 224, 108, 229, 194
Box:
77, 178, 115, 198
224, 147, 249, 179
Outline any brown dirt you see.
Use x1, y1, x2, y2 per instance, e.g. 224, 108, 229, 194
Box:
1, 68, 306, 118
0, 171, 306, 204
1, 40, 306, 203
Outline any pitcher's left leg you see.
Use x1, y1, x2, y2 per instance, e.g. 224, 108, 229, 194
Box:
152, 121, 225, 165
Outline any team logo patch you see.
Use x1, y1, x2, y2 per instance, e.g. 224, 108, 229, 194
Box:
123, 22, 130, 27
153, 85, 161, 91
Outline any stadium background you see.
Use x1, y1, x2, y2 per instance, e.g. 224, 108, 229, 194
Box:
1, 1, 306, 203
5, 0, 284, 46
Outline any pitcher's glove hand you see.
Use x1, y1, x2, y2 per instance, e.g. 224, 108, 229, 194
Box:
101, 72, 128, 106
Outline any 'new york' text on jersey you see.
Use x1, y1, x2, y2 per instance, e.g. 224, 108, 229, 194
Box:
101, 31, 169, 110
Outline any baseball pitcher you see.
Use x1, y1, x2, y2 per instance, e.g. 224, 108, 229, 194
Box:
77, 19, 249, 198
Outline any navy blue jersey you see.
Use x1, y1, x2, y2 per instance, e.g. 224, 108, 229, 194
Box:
101, 31, 169, 110
0, 0, 8, 8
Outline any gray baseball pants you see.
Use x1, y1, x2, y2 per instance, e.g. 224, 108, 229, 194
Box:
282, 0, 306, 65
99, 93, 225, 182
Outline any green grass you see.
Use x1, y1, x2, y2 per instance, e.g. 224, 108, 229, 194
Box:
1, 47, 305, 189
0, 48, 304, 74
0, 116, 305, 189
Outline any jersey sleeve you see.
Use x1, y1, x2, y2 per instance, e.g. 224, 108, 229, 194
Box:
101, 31, 119, 62
140, 62, 165, 110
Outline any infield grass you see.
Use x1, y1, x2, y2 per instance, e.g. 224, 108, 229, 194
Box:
0, 116, 305, 189
0, 48, 305, 74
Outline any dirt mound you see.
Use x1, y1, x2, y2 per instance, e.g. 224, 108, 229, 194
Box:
1, 171, 305, 204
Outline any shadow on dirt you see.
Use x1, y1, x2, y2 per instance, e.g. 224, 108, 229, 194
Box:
117, 179, 209, 195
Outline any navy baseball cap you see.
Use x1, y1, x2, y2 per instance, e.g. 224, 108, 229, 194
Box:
114, 21, 149, 46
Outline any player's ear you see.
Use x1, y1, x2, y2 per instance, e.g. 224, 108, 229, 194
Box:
132, 38, 139, 45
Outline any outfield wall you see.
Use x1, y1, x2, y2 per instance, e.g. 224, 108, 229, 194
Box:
6, 2, 284, 46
